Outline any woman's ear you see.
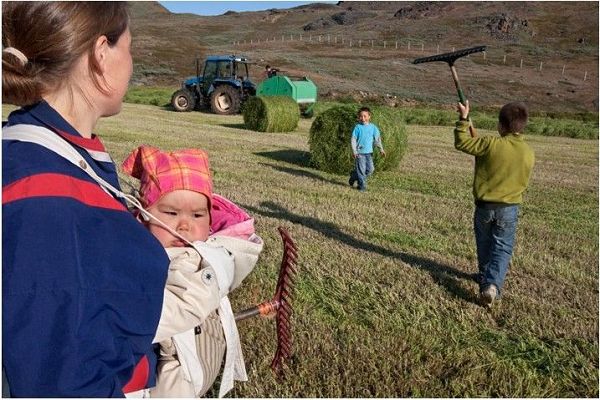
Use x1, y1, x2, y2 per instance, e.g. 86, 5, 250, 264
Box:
93, 35, 109, 74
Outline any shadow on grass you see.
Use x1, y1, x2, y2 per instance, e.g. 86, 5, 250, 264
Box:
258, 162, 347, 187
255, 149, 311, 168
159, 105, 213, 115
221, 123, 248, 130
243, 200, 480, 306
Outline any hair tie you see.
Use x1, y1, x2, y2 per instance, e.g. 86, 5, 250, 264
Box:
3, 47, 28, 65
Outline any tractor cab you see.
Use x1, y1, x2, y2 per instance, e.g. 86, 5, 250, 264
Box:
200, 55, 253, 94
172, 55, 256, 114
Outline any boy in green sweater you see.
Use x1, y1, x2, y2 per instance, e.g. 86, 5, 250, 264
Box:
455, 100, 535, 307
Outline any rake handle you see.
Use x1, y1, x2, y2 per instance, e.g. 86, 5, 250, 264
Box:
450, 64, 476, 138
234, 300, 279, 321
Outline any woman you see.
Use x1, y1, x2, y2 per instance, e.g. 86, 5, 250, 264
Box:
2, 2, 169, 396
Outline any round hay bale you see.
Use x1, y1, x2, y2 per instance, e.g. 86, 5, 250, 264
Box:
243, 95, 299, 132
309, 105, 408, 175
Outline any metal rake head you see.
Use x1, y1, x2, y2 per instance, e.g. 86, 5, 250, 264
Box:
412, 45, 487, 66
270, 226, 298, 377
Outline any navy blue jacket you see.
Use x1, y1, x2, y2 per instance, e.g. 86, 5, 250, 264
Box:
2, 102, 169, 396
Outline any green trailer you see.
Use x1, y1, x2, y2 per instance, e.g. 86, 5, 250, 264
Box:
256, 75, 317, 117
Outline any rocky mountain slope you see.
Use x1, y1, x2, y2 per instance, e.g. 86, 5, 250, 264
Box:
128, 1, 598, 114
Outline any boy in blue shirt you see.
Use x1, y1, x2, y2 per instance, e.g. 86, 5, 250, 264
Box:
348, 107, 386, 191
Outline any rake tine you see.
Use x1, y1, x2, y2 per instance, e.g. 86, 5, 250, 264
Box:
270, 227, 298, 377
233, 227, 298, 377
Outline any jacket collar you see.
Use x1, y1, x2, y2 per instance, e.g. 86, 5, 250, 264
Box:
9, 101, 107, 153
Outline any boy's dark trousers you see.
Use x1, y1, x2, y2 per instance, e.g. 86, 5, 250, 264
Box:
474, 203, 519, 295
349, 153, 374, 191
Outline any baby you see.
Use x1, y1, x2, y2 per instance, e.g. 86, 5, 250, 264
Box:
122, 145, 263, 397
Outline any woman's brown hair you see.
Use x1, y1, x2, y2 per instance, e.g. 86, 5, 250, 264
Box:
2, 2, 130, 106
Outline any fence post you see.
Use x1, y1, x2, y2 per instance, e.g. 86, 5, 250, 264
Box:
408, 41, 411, 50
359, 39, 361, 47
334, 36, 337, 44
328, 34, 330, 43
350, 39, 352, 47
384, 40, 386, 48
520, 59, 523, 68
562, 65, 565, 76
309, 35, 312, 41
421, 43, 424, 52
300, 34, 302, 41
282, 35, 284, 41
483, 51, 486, 60
452, 47, 455, 52
539, 62, 543, 71
319, 35, 322, 42
584, 71, 587, 81
503, 54, 506, 64
395, 41, 398, 49
290, 34, 293, 41
437, 44, 439, 53
371, 40, 374, 48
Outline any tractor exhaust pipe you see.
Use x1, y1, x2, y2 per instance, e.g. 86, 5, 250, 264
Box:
413, 45, 487, 137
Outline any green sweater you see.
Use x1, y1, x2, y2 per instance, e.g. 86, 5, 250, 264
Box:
454, 120, 535, 204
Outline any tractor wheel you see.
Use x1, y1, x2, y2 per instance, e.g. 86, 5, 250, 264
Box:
171, 89, 196, 112
210, 85, 241, 115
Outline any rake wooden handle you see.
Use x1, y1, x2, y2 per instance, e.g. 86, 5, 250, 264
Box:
234, 300, 279, 321
450, 64, 477, 138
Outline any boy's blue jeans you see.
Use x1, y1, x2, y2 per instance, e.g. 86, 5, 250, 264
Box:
349, 153, 374, 190
474, 204, 519, 296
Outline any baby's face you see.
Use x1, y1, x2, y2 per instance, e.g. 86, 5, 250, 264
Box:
146, 189, 211, 247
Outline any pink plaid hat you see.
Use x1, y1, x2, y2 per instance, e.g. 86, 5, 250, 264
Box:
122, 145, 213, 209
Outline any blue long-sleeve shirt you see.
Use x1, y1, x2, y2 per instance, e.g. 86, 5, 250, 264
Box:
350, 122, 383, 155
2, 102, 169, 396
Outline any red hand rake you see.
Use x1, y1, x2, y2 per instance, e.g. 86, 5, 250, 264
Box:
234, 227, 298, 376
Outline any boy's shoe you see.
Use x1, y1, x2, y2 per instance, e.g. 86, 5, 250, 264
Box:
348, 178, 355, 187
480, 285, 498, 308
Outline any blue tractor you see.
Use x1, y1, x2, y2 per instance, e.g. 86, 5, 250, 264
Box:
171, 55, 256, 115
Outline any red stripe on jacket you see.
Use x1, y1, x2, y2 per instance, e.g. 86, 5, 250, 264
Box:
2, 173, 125, 211
55, 128, 107, 152
122, 356, 150, 393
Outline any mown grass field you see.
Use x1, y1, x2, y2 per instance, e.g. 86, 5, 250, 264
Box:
3, 102, 598, 397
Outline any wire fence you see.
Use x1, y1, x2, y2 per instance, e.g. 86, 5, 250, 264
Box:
230, 33, 598, 84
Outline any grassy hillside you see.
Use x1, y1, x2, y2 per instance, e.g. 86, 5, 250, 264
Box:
128, 1, 599, 114
5, 102, 594, 396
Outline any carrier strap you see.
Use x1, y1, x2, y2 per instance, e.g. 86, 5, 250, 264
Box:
2, 124, 193, 247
